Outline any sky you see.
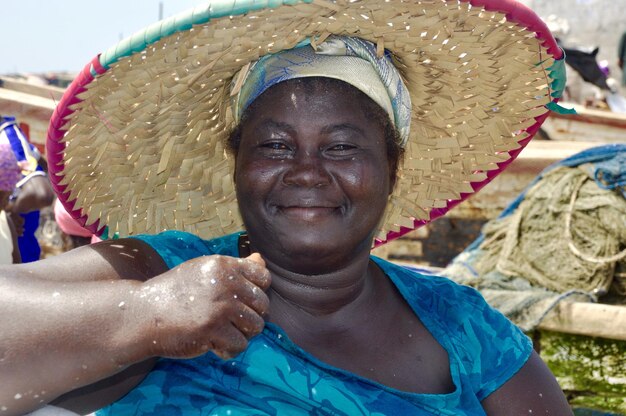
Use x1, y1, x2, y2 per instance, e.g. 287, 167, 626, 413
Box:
0, 0, 207, 75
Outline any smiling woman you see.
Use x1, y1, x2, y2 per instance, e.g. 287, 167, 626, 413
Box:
0, 0, 575, 415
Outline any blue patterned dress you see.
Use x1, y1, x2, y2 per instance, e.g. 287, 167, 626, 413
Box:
96, 231, 532, 415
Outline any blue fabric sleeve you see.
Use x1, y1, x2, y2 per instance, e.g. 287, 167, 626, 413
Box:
451, 284, 533, 401
130, 230, 241, 269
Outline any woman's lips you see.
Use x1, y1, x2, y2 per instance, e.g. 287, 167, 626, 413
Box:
277, 206, 340, 221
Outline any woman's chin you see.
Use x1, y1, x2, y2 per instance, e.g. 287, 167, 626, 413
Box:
259, 229, 371, 273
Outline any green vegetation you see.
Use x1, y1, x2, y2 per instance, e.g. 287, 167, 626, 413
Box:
536, 331, 626, 414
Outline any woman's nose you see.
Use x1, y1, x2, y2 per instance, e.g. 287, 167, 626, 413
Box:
282, 151, 331, 188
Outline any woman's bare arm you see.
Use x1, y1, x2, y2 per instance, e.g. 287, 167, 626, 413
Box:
482, 351, 573, 415
0, 239, 168, 415
0, 240, 270, 416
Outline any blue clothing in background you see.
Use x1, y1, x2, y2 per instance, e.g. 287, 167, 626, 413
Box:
17, 211, 41, 262
97, 231, 532, 416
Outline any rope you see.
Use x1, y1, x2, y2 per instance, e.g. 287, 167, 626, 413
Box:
564, 175, 626, 264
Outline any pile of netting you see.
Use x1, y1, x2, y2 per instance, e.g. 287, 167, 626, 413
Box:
443, 144, 626, 331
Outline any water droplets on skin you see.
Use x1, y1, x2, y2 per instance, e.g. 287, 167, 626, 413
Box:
52, 292, 60, 297
233, 294, 238, 299
189, 296, 195, 302
228, 275, 234, 281
1, 406, 7, 411
118, 301, 126, 309
200, 262, 214, 275
210, 278, 217, 285
13, 394, 21, 400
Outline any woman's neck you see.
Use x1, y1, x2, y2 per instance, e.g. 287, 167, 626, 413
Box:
265, 252, 373, 317
238, 233, 376, 317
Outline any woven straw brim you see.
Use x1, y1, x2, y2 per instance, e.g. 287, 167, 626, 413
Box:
48, 0, 559, 244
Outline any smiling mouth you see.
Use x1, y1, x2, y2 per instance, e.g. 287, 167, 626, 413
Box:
277, 206, 341, 220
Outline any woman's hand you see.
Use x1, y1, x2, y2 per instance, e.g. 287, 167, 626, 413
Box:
137, 253, 271, 360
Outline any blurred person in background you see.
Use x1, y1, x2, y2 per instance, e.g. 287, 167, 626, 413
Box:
0, 141, 23, 264
0, 116, 55, 262
619, 29, 626, 87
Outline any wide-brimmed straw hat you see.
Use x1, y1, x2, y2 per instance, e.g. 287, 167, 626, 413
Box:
47, 0, 567, 245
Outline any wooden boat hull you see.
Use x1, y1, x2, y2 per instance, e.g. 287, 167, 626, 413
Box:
541, 102, 626, 143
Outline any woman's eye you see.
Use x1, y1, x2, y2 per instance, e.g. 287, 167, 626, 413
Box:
328, 143, 356, 152
262, 142, 289, 150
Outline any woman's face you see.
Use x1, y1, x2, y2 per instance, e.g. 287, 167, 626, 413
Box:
235, 79, 392, 273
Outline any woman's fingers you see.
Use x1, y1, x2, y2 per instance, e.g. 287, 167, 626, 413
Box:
246, 252, 264, 266
210, 323, 250, 359
230, 303, 266, 339
230, 275, 270, 318
240, 253, 271, 291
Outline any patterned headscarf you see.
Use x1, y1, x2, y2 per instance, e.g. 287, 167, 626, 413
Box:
0, 143, 21, 192
231, 36, 412, 147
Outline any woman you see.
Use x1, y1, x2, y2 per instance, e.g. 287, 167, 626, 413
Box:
1, 0, 573, 414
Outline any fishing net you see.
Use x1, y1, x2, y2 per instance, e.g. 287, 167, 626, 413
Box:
443, 145, 626, 331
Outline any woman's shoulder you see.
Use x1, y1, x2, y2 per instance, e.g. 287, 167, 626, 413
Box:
372, 257, 527, 341
371, 256, 486, 311
130, 231, 242, 268
372, 257, 533, 400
